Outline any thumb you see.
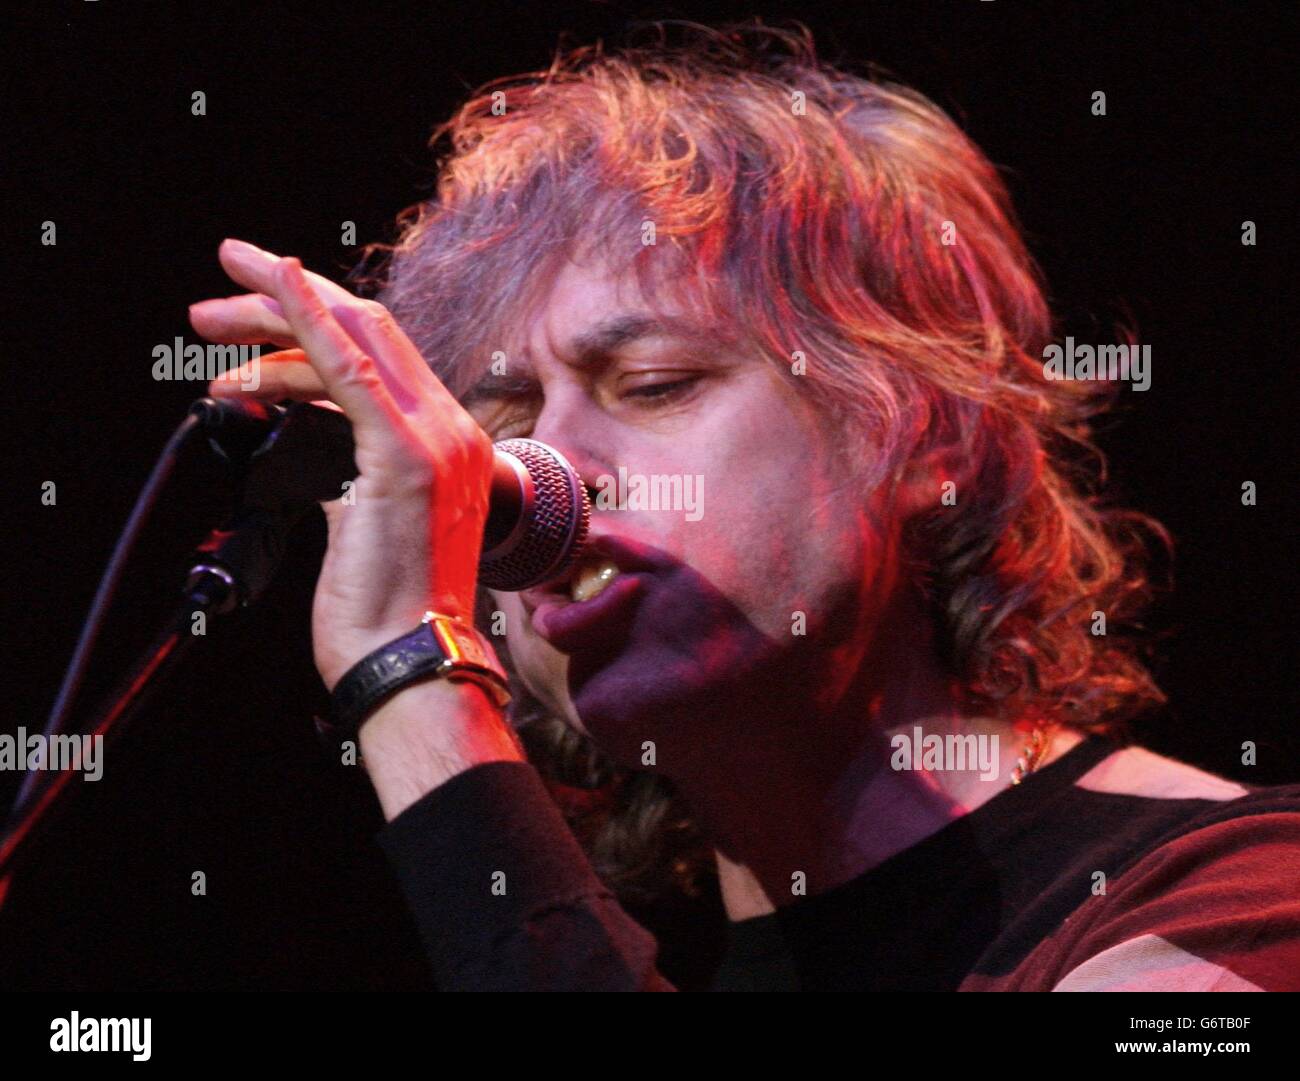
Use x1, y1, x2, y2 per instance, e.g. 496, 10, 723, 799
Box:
320, 492, 351, 535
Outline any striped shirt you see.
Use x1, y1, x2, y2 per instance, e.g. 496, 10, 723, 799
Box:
377, 733, 1300, 991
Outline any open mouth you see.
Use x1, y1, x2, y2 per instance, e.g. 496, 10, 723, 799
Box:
524, 533, 658, 610
522, 535, 660, 654
568, 555, 622, 603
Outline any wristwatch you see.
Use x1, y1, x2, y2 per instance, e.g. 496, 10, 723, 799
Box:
329, 611, 511, 740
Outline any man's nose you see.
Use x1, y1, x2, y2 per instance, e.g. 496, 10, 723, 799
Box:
528, 390, 617, 500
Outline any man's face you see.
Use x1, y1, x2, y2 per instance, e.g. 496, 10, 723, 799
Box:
465, 256, 899, 769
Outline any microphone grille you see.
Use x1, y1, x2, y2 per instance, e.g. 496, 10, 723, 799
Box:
479, 438, 590, 591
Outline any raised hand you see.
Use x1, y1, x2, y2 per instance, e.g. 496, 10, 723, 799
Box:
189, 238, 495, 691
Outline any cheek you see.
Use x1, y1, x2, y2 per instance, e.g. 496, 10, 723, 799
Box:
491, 591, 581, 725
667, 418, 860, 639
490, 591, 526, 638
710, 500, 869, 641
492, 593, 540, 678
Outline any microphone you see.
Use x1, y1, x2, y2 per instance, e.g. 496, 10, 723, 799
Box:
188, 397, 590, 600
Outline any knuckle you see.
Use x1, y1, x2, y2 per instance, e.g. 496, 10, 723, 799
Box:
389, 429, 437, 474
295, 306, 326, 333
357, 299, 393, 330
334, 352, 381, 390
451, 416, 492, 460
467, 426, 494, 463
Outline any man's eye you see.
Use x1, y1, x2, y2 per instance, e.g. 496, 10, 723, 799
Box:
622, 376, 701, 403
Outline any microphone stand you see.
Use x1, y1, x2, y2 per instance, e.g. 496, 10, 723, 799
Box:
0, 400, 358, 903
0, 572, 232, 902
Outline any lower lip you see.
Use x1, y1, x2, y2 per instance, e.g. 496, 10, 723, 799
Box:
531, 574, 644, 654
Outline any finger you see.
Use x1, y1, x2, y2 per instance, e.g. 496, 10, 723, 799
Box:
207, 348, 327, 401
219, 238, 358, 308
190, 293, 296, 347
220, 238, 444, 409
320, 496, 345, 530
271, 257, 400, 433
331, 302, 449, 415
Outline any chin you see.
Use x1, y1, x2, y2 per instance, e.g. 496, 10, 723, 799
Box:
565, 632, 774, 770
528, 565, 795, 765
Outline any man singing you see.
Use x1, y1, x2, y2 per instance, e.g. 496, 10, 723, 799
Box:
189, 26, 1300, 990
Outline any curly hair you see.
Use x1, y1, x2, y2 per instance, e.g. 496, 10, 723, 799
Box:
356, 21, 1169, 905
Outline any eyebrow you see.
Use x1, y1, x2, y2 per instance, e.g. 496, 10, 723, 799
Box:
571, 314, 667, 363
459, 313, 698, 408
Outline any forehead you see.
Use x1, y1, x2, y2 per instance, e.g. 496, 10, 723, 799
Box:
448, 254, 715, 396
517, 255, 699, 361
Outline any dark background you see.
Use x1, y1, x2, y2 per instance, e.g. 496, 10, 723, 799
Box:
2, 1, 1295, 989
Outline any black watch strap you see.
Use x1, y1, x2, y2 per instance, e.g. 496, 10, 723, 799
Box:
330, 612, 511, 739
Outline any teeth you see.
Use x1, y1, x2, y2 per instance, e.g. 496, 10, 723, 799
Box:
570, 558, 620, 603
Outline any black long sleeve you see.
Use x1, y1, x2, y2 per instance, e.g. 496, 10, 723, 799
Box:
375, 760, 676, 991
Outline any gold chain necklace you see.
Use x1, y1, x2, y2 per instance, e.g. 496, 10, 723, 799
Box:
1009, 722, 1055, 785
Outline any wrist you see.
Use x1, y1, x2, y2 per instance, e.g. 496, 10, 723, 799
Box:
316, 593, 479, 693
359, 678, 525, 820
328, 609, 510, 729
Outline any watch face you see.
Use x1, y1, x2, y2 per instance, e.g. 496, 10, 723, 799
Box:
429, 616, 498, 674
